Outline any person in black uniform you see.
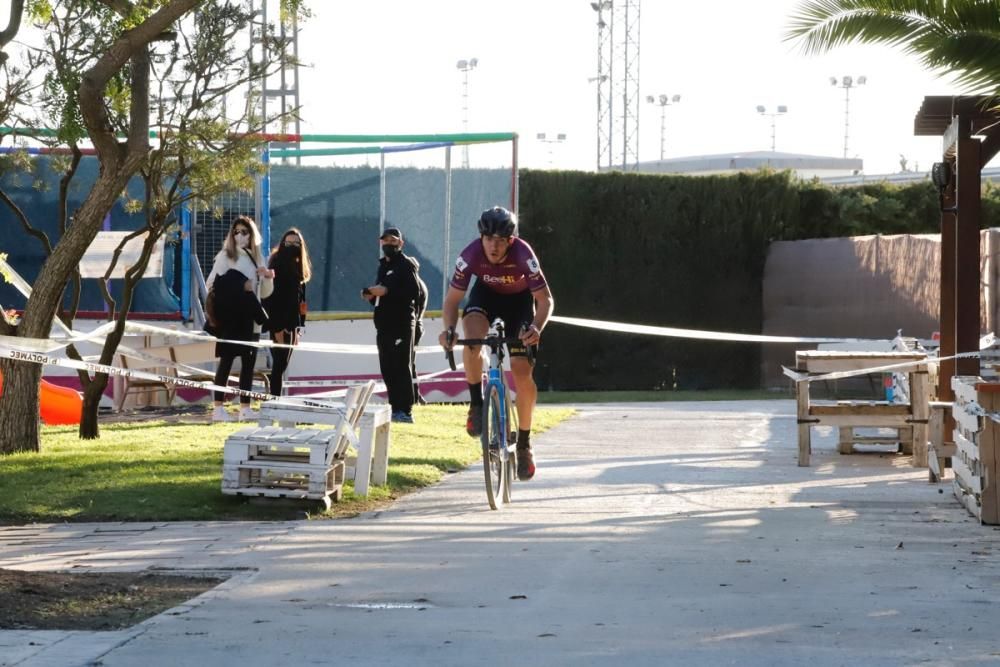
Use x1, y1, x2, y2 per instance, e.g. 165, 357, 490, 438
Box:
361, 227, 421, 423
412, 272, 428, 405
263, 228, 312, 397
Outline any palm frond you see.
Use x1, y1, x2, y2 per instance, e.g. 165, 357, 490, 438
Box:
787, 8, 933, 55
914, 32, 1000, 92
950, 0, 1000, 33
786, 0, 1000, 94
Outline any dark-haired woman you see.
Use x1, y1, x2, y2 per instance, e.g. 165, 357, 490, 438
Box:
264, 227, 312, 397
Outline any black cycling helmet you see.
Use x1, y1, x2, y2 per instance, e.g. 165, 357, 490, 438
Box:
477, 206, 518, 238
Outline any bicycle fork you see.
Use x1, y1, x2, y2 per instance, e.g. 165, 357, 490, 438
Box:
486, 367, 512, 458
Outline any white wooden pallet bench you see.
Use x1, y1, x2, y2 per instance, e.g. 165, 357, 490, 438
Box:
257, 385, 390, 497
221, 382, 376, 507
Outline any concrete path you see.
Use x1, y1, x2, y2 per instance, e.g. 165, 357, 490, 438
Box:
3, 400, 1000, 666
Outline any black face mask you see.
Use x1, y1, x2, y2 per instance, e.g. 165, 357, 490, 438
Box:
382, 245, 401, 258
274, 246, 302, 277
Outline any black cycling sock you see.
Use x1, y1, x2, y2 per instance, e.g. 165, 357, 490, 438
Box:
468, 383, 483, 406
517, 429, 531, 450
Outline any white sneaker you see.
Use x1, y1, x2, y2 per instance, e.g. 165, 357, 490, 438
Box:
212, 406, 232, 423
238, 406, 260, 422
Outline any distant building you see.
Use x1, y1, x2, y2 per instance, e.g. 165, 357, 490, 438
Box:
821, 165, 1000, 187
618, 151, 1000, 187
618, 150, 863, 179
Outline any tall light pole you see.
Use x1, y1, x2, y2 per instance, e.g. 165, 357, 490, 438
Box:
456, 57, 478, 168
830, 75, 866, 158
536, 132, 568, 168
756, 104, 787, 152
645, 94, 680, 161
590, 1, 612, 171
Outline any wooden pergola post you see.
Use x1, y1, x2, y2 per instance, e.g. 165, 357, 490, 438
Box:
955, 120, 981, 377
915, 96, 1000, 400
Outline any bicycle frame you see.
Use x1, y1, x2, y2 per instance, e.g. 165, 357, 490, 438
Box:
445, 318, 521, 508
483, 325, 517, 457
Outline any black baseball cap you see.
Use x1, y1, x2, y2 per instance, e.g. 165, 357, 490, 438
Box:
380, 227, 403, 241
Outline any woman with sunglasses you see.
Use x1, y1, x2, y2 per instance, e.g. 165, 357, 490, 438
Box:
206, 215, 274, 422
263, 228, 312, 397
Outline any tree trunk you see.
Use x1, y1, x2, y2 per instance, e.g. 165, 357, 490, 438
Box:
79, 377, 107, 439
0, 0, 202, 453
0, 357, 41, 454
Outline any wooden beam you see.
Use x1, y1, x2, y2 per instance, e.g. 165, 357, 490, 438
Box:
939, 210, 957, 402
956, 136, 982, 376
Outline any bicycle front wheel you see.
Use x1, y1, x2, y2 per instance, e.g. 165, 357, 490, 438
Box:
503, 389, 518, 504
481, 384, 506, 510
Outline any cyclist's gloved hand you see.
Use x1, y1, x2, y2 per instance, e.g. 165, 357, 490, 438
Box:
439, 327, 457, 351
520, 323, 541, 346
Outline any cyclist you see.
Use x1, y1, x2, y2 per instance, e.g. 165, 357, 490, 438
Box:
439, 206, 554, 481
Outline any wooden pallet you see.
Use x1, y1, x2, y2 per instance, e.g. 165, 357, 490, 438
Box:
926, 401, 955, 483
220, 382, 375, 507
222, 460, 346, 509
794, 351, 929, 467
950, 376, 1000, 524
258, 385, 390, 497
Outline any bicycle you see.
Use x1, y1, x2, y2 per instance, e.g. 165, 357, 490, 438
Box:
446, 319, 533, 510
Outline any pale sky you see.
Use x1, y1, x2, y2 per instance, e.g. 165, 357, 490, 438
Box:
293, 0, 965, 175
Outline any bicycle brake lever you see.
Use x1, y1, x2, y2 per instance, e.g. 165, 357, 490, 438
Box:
445, 327, 457, 371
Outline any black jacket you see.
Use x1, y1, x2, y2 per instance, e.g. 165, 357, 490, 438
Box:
263, 246, 307, 333
211, 269, 268, 357
371, 253, 420, 332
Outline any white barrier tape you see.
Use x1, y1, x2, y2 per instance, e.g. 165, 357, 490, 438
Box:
283, 364, 466, 390
0, 321, 435, 408
0, 343, 278, 403
781, 351, 980, 384
115, 320, 443, 356
1, 316, 383, 410
285, 361, 465, 401
0, 256, 34, 300
548, 315, 885, 344
2, 255, 435, 358
281, 379, 375, 389
57, 343, 224, 389
0, 340, 355, 411
0, 333, 68, 354
302, 382, 386, 400
113, 343, 212, 378
419, 362, 465, 382
0, 256, 78, 338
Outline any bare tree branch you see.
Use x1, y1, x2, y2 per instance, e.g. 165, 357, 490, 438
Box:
94, 0, 134, 18
0, 188, 52, 254
80, 0, 201, 162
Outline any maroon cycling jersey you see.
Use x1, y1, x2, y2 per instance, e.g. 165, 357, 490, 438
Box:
449, 237, 547, 295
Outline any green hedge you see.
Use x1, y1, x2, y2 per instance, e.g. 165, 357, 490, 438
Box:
518, 169, 1000, 391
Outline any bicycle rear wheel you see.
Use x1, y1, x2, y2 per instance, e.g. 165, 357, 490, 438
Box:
481, 384, 506, 510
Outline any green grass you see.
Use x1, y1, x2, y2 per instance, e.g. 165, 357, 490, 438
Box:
0, 405, 574, 523
537, 389, 792, 403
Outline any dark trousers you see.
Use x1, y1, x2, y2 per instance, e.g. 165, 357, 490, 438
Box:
269, 329, 295, 397
412, 326, 423, 402
214, 348, 257, 404
377, 327, 415, 414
